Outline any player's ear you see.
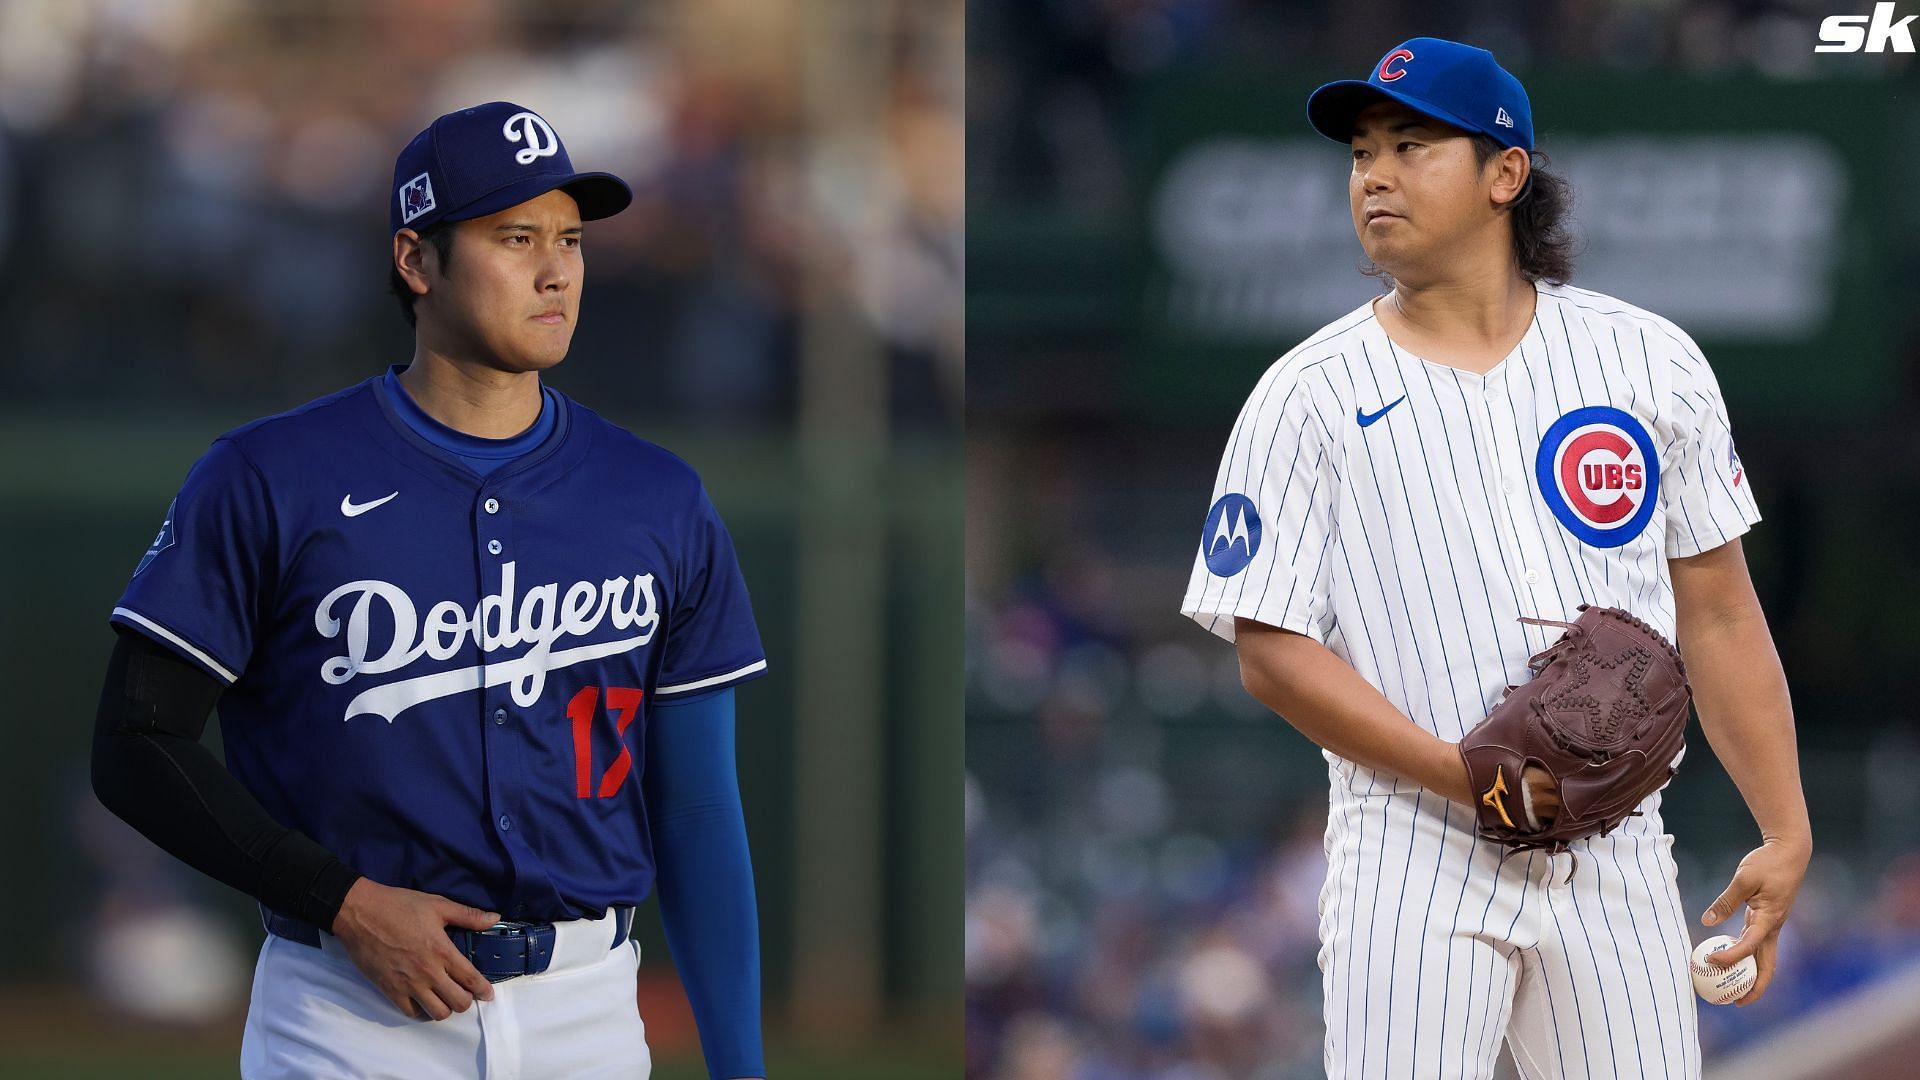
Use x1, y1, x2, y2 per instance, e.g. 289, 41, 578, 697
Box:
1489, 146, 1530, 210
393, 229, 431, 297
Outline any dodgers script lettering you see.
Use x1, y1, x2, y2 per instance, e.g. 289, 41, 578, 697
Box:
316, 561, 661, 722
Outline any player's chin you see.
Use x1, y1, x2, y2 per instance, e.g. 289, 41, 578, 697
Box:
1356, 236, 1399, 268
516, 331, 575, 367
1357, 232, 1420, 273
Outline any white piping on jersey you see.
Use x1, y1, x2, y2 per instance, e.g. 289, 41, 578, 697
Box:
317, 560, 660, 722
111, 607, 240, 684
656, 659, 768, 696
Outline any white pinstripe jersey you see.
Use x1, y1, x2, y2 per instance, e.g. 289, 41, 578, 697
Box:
1181, 282, 1761, 792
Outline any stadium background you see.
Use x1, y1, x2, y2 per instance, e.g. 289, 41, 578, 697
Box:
0, 1, 959, 1077
968, 2, 1920, 1078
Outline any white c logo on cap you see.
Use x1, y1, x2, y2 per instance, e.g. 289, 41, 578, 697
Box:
502, 111, 560, 166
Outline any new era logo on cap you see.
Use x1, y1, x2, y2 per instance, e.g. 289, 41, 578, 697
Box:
1496, 107, 1515, 129
398, 172, 436, 225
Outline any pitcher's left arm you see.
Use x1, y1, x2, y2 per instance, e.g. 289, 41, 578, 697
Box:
1671, 536, 1810, 1005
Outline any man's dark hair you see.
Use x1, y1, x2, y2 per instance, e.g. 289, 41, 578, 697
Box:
388, 223, 457, 328
1471, 134, 1575, 284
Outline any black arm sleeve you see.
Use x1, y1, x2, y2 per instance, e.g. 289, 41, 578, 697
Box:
90, 626, 362, 930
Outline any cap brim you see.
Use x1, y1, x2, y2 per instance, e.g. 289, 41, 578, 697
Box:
558, 173, 633, 220
1306, 80, 1486, 146
437, 171, 634, 228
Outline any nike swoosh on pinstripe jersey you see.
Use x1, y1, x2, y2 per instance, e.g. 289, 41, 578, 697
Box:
1355, 396, 1407, 428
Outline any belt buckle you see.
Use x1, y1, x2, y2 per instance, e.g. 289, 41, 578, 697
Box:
477, 920, 533, 938
457, 921, 534, 982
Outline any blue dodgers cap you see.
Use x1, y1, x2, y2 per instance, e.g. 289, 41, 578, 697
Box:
390, 101, 632, 235
1307, 38, 1533, 151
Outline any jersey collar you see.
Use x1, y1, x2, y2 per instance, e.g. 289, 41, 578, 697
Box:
366, 365, 580, 488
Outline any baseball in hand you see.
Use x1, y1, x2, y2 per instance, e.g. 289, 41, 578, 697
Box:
1690, 935, 1756, 1005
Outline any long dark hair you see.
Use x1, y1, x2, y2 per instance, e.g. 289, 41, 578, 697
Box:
1364, 134, 1576, 286
1474, 134, 1575, 284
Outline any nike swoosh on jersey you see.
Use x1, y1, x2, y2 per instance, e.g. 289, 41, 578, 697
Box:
1355, 396, 1407, 428
340, 491, 399, 517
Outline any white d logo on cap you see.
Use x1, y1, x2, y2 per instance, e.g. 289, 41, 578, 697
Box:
502, 111, 560, 166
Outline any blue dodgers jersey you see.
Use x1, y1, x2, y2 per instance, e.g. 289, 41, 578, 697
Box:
110, 374, 767, 922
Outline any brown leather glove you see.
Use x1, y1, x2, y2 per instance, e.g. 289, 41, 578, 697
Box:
1459, 605, 1690, 855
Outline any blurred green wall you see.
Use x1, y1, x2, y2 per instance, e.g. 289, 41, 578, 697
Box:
973, 72, 1918, 427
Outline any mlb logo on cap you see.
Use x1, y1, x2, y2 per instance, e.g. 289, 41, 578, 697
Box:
1306, 37, 1534, 152
389, 101, 632, 235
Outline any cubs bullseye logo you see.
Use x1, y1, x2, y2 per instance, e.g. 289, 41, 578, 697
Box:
1201, 493, 1261, 577
1535, 405, 1660, 548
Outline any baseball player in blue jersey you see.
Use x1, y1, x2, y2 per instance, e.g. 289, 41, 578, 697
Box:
1181, 41, 1811, 1077
91, 102, 767, 1079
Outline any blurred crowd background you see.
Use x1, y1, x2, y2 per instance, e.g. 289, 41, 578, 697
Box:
0, 0, 961, 426
969, 1, 1920, 1078
0, 1, 959, 1077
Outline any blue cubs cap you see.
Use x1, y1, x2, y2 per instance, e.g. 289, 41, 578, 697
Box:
390, 101, 632, 235
1307, 37, 1533, 152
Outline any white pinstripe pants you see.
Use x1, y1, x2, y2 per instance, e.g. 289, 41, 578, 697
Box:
1318, 782, 1701, 1079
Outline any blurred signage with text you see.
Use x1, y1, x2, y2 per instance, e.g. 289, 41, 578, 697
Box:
1131, 72, 1898, 422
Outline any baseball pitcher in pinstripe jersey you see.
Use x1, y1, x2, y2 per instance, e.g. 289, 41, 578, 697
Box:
1181, 38, 1809, 1079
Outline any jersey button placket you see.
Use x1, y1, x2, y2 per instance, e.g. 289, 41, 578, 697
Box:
1490, 370, 1557, 617
480, 492, 508, 560
1473, 370, 1531, 594
476, 490, 523, 876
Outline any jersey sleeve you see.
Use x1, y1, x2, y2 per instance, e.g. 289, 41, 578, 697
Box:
656, 487, 767, 700
1660, 344, 1761, 559
1180, 365, 1339, 645
109, 438, 274, 684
